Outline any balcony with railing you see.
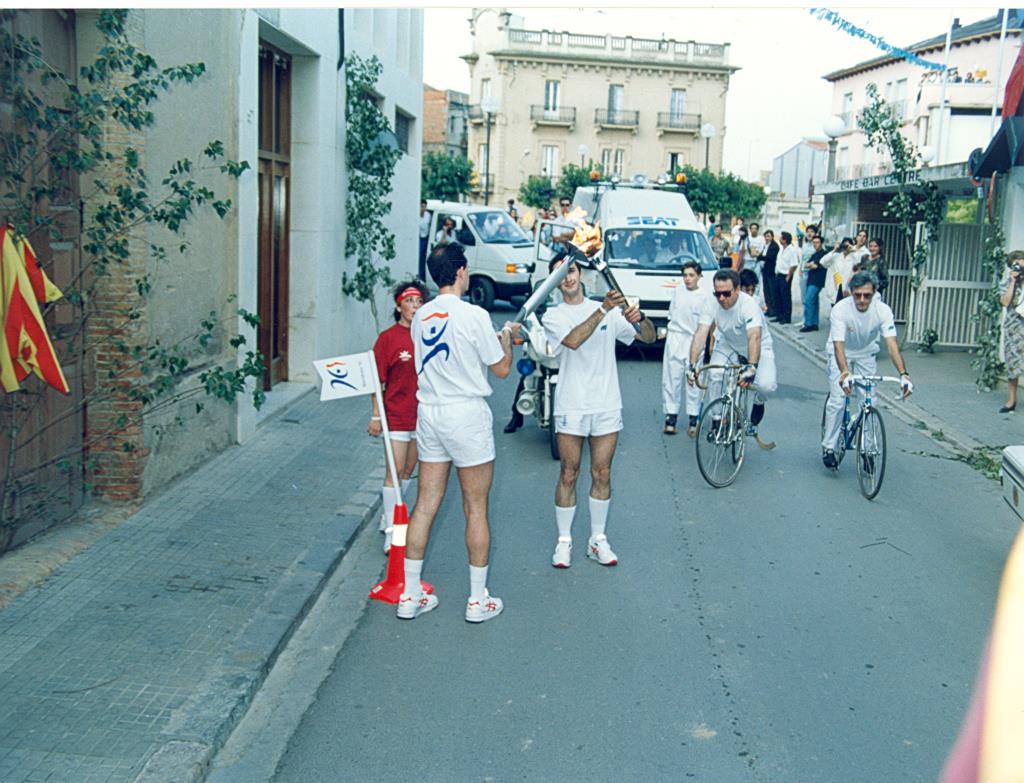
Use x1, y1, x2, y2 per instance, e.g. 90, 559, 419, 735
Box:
530, 105, 576, 128
502, 27, 730, 67
656, 112, 701, 134
470, 173, 494, 194
595, 108, 639, 131
468, 104, 484, 124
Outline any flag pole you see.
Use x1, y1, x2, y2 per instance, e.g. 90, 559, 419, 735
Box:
368, 349, 402, 508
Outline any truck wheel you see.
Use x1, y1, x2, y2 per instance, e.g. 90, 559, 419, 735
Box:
469, 277, 495, 310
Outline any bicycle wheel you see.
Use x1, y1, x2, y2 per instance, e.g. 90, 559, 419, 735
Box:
855, 407, 887, 499
821, 394, 847, 466
696, 397, 743, 488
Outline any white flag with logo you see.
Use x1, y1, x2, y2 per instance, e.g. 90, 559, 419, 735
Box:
313, 351, 376, 401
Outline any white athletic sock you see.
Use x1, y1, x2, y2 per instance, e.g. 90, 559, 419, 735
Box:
589, 496, 610, 539
555, 505, 576, 539
381, 486, 399, 529
401, 478, 411, 499
404, 558, 423, 599
469, 564, 488, 602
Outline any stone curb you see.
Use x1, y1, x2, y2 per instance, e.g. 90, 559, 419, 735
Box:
769, 323, 986, 458
131, 489, 383, 783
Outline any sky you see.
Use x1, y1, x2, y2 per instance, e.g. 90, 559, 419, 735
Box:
422, 5, 1000, 181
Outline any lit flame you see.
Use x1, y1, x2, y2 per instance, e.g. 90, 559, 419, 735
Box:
566, 206, 603, 257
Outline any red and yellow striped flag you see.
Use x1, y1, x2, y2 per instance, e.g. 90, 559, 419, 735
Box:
0, 225, 70, 395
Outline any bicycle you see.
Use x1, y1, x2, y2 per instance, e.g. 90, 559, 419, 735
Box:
693, 363, 774, 488
820, 374, 902, 500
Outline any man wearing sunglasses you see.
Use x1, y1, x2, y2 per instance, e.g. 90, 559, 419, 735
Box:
822, 271, 913, 469
686, 269, 777, 435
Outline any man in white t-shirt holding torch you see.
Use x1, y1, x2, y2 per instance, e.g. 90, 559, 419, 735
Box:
542, 251, 656, 568
822, 270, 913, 468
399, 243, 520, 624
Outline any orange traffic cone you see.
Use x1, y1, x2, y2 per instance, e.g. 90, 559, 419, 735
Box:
369, 502, 433, 603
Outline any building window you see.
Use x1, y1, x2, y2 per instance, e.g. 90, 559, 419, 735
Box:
608, 84, 623, 113
542, 144, 560, 178
479, 142, 489, 175
613, 148, 624, 176
841, 92, 854, 129
544, 80, 560, 112
601, 148, 612, 173
670, 88, 686, 118
395, 109, 411, 154
667, 151, 683, 174
480, 78, 491, 101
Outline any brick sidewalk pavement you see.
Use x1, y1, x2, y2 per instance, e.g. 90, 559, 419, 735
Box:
0, 390, 385, 783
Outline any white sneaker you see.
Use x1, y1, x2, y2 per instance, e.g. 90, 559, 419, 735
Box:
552, 536, 572, 568
396, 591, 438, 620
383, 526, 393, 555
587, 534, 619, 566
378, 508, 387, 532
465, 590, 503, 623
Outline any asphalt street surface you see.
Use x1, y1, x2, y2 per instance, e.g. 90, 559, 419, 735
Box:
269, 310, 1018, 783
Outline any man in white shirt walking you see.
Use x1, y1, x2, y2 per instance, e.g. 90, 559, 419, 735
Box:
687, 269, 778, 436
542, 252, 656, 569
400, 243, 520, 623
772, 231, 800, 325
662, 260, 712, 435
822, 271, 913, 468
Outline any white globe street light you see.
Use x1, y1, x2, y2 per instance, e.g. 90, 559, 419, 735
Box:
823, 115, 845, 183
919, 145, 936, 166
577, 143, 589, 167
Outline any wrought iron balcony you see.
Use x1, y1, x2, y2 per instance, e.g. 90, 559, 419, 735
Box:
656, 112, 700, 133
470, 173, 494, 193
595, 108, 639, 129
530, 105, 576, 127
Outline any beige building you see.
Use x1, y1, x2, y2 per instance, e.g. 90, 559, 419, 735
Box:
824, 10, 1022, 179
463, 9, 736, 207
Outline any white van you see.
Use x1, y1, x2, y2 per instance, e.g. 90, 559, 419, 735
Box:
570, 185, 719, 334
424, 200, 537, 309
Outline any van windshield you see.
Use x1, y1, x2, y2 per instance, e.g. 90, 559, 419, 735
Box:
604, 228, 718, 271
466, 211, 532, 244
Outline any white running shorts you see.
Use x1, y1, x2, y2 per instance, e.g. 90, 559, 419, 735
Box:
389, 430, 416, 443
416, 398, 495, 468
554, 409, 623, 437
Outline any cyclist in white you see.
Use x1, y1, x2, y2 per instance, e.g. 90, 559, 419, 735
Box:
542, 251, 656, 569
687, 269, 777, 434
822, 271, 913, 468
662, 260, 712, 435
399, 243, 520, 624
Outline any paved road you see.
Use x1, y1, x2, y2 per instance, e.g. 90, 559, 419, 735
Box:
265, 323, 1017, 783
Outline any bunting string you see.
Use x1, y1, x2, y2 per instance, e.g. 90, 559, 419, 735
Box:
809, 8, 948, 71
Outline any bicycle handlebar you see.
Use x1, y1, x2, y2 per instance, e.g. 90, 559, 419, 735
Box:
693, 363, 747, 390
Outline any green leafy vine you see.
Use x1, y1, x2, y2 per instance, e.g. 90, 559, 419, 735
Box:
971, 217, 1007, 391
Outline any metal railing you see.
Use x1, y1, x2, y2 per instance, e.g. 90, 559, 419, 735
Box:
656, 112, 700, 131
595, 108, 639, 127
468, 105, 483, 122
502, 27, 730, 65
471, 173, 494, 193
530, 105, 576, 124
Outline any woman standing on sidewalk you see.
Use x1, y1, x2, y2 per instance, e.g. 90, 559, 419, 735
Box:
854, 237, 889, 298
999, 250, 1024, 413
369, 279, 429, 551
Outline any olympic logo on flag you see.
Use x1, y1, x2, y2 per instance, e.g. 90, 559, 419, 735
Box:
324, 360, 357, 390
419, 311, 450, 372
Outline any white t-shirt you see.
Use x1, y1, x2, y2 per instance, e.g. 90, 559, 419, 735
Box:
419, 212, 431, 239
542, 299, 635, 415
827, 296, 897, 360
699, 291, 774, 358
412, 294, 504, 405
667, 285, 712, 338
775, 244, 800, 276
746, 234, 766, 261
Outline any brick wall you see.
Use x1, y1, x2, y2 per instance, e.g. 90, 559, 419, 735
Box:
422, 86, 449, 150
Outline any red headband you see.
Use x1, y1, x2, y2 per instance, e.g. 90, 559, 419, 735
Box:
396, 287, 422, 304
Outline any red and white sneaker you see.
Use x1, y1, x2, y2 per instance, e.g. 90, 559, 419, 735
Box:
552, 536, 572, 568
465, 590, 504, 623
396, 591, 438, 620
587, 534, 619, 566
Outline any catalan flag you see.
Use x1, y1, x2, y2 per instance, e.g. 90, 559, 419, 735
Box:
0, 225, 70, 395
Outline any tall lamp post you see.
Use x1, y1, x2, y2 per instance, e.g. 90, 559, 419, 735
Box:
823, 115, 845, 184
700, 122, 716, 172
481, 95, 498, 205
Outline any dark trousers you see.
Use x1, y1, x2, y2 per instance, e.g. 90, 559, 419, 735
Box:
773, 275, 792, 323
762, 266, 776, 316
418, 236, 429, 282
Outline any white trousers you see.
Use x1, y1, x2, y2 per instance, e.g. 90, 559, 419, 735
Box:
822, 354, 876, 450
661, 330, 703, 416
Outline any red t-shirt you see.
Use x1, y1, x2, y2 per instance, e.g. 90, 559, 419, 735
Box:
372, 323, 418, 431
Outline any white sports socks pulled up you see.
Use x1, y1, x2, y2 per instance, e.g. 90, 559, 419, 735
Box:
469, 564, 488, 602
589, 496, 610, 538
555, 505, 576, 538
404, 558, 424, 599
382, 486, 399, 528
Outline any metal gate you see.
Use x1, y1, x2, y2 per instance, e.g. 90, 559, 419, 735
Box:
854, 221, 912, 322
905, 222, 991, 348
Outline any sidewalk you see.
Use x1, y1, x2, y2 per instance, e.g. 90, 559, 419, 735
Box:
0, 389, 385, 783
771, 307, 1020, 458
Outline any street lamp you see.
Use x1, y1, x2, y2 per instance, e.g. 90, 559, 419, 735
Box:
577, 143, 589, 168
919, 145, 936, 167
823, 115, 845, 184
700, 122, 716, 172
481, 95, 498, 205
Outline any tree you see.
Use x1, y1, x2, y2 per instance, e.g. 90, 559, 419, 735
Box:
555, 161, 601, 202
341, 54, 400, 330
518, 175, 555, 210
0, 10, 261, 551
673, 165, 766, 220
421, 151, 473, 202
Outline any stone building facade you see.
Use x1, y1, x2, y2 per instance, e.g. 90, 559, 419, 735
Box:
464, 9, 736, 207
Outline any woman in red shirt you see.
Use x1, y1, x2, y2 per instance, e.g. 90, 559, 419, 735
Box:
370, 279, 428, 552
